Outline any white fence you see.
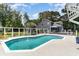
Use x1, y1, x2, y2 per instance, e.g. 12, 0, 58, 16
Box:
0, 27, 76, 39
0, 27, 50, 39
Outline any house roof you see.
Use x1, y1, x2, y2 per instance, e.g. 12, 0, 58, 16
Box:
37, 18, 51, 25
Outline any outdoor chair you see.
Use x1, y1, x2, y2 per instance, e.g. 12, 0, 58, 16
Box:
76, 37, 79, 44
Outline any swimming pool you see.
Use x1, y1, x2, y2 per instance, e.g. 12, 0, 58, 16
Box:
4, 34, 63, 51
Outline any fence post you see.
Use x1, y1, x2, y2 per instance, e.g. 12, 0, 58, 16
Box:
4, 27, 6, 38
43, 28, 44, 33
18, 28, 20, 36
23, 28, 25, 35
12, 27, 13, 37
38, 28, 39, 34
36, 28, 38, 35
47, 28, 49, 34
76, 30, 78, 36
50, 27, 51, 34
44, 28, 46, 34
26, 28, 27, 35
29, 28, 31, 35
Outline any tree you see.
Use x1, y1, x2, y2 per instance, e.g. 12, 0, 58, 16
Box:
61, 7, 76, 31
0, 4, 7, 26
25, 21, 36, 28
39, 11, 60, 22
24, 13, 29, 21
0, 3, 25, 27
23, 12, 29, 27
61, 9, 67, 13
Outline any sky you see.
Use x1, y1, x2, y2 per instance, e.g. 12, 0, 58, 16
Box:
9, 3, 66, 20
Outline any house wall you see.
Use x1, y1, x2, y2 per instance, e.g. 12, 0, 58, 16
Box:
36, 19, 51, 33
36, 19, 51, 29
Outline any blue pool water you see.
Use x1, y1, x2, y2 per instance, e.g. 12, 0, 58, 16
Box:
5, 35, 63, 50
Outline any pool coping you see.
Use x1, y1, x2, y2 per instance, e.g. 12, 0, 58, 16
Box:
1, 34, 65, 53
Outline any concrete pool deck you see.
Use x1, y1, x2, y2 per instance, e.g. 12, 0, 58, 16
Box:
0, 35, 79, 56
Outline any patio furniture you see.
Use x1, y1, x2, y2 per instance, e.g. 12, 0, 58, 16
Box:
76, 37, 79, 44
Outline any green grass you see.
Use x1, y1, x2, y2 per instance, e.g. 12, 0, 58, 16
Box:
0, 30, 43, 39
0, 32, 30, 39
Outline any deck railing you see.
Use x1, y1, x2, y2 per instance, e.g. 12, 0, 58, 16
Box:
0, 27, 76, 39
0, 27, 50, 39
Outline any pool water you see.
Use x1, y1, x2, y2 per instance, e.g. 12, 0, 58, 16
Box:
5, 35, 63, 50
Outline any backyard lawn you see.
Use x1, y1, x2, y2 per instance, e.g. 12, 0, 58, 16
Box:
0, 32, 30, 39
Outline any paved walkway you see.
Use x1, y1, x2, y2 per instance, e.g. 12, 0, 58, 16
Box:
0, 35, 79, 56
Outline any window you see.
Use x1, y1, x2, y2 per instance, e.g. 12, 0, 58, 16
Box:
73, 12, 75, 14
42, 23, 43, 26
68, 11, 71, 13
76, 3, 79, 6
71, 13, 73, 16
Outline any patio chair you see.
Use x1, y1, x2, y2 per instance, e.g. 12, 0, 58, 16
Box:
76, 37, 79, 44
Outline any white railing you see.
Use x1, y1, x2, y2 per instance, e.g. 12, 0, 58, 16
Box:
0, 27, 50, 39
0, 27, 76, 39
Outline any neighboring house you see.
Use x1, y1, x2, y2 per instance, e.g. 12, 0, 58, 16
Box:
36, 19, 51, 32
36, 19, 63, 32
36, 19, 51, 29
51, 21, 63, 32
